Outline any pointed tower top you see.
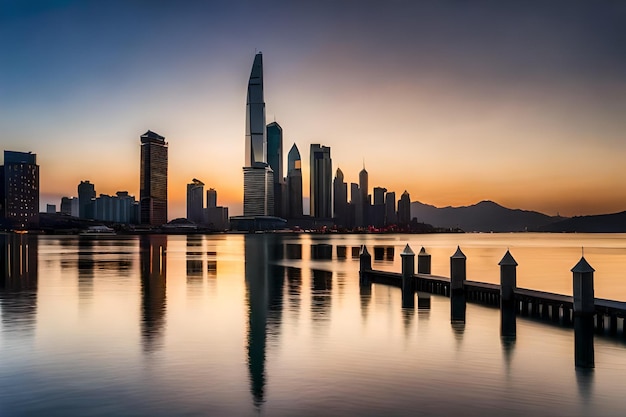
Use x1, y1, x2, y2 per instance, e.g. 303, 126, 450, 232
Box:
571, 256, 595, 273
419, 246, 428, 255
451, 246, 466, 259
359, 245, 370, 256
498, 250, 518, 266
401, 244, 414, 256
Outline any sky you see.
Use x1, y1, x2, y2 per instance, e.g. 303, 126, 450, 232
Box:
1, 0, 625, 218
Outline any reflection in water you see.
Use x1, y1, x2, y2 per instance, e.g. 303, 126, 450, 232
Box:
311, 269, 332, 323
575, 315, 595, 368
286, 267, 301, 318
359, 278, 372, 322
0, 233, 38, 336
78, 237, 94, 302
245, 235, 284, 408
285, 243, 302, 260
311, 244, 332, 260
140, 235, 167, 354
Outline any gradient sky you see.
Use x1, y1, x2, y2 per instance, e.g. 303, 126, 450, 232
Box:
2, 0, 625, 218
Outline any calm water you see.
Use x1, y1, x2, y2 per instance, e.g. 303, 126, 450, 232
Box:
1, 232, 626, 416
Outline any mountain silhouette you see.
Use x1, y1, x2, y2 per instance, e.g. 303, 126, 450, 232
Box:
538, 211, 626, 232
411, 200, 563, 232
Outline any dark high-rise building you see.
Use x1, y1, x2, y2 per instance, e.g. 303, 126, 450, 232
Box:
310, 144, 332, 219
186, 178, 204, 224
385, 191, 397, 225
359, 165, 369, 227
286, 144, 303, 219
206, 188, 217, 208
140, 130, 168, 226
78, 180, 96, 219
372, 187, 387, 228
1, 151, 39, 229
333, 168, 348, 227
398, 190, 411, 226
243, 53, 274, 217
267, 122, 284, 218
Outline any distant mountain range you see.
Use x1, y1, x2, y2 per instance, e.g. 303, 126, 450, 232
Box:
410, 200, 564, 232
537, 211, 626, 233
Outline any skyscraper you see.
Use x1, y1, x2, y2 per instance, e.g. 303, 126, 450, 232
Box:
310, 144, 332, 219
398, 190, 411, 226
358, 165, 369, 227
78, 180, 96, 219
140, 130, 168, 226
372, 187, 387, 227
333, 168, 348, 227
206, 188, 217, 209
243, 52, 274, 217
286, 143, 303, 219
385, 191, 397, 225
1, 151, 39, 229
186, 178, 204, 224
266, 122, 284, 218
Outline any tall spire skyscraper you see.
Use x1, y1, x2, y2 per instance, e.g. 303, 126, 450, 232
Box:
286, 143, 303, 218
243, 52, 274, 216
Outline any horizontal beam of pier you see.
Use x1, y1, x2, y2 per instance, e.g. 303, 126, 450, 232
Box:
361, 269, 626, 318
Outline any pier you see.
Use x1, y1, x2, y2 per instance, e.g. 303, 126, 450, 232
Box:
358, 244, 626, 347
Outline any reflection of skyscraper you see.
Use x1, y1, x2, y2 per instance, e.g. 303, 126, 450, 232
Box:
244, 234, 284, 408
186, 178, 204, 224
286, 144, 303, 219
267, 122, 284, 218
1, 151, 40, 229
333, 168, 348, 227
0, 233, 38, 336
310, 144, 332, 219
243, 53, 274, 216
140, 130, 168, 226
140, 235, 167, 353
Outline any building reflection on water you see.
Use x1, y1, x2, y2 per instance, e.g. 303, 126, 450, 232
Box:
244, 234, 285, 408
140, 235, 167, 354
0, 233, 38, 336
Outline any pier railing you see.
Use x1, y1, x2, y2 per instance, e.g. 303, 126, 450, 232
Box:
358, 244, 626, 368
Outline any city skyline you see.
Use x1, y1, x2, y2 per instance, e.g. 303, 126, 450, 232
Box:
2, 2, 625, 218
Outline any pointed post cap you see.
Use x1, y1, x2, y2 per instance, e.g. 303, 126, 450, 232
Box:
498, 250, 518, 266
451, 246, 466, 259
359, 245, 370, 256
419, 246, 428, 255
571, 256, 595, 273
401, 244, 414, 256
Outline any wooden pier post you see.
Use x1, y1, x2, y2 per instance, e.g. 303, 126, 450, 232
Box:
401, 244, 415, 308
572, 256, 595, 368
418, 247, 431, 274
499, 250, 518, 338
450, 246, 466, 322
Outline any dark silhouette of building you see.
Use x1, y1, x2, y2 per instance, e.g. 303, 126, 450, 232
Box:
349, 182, 360, 228
286, 144, 303, 219
206, 188, 217, 208
333, 168, 348, 227
398, 190, 411, 226
243, 53, 274, 217
267, 122, 284, 218
140, 130, 168, 226
1, 151, 40, 229
186, 178, 204, 224
310, 144, 332, 219
359, 165, 369, 227
78, 180, 96, 219
372, 187, 387, 228
385, 191, 397, 225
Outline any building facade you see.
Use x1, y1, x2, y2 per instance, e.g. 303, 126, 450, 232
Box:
186, 178, 204, 224
398, 190, 411, 226
78, 180, 96, 219
286, 143, 303, 219
243, 52, 274, 217
310, 144, 332, 219
1, 151, 39, 229
140, 130, 168, 226
333, 168, 348, 227
266, 122, 284, 218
